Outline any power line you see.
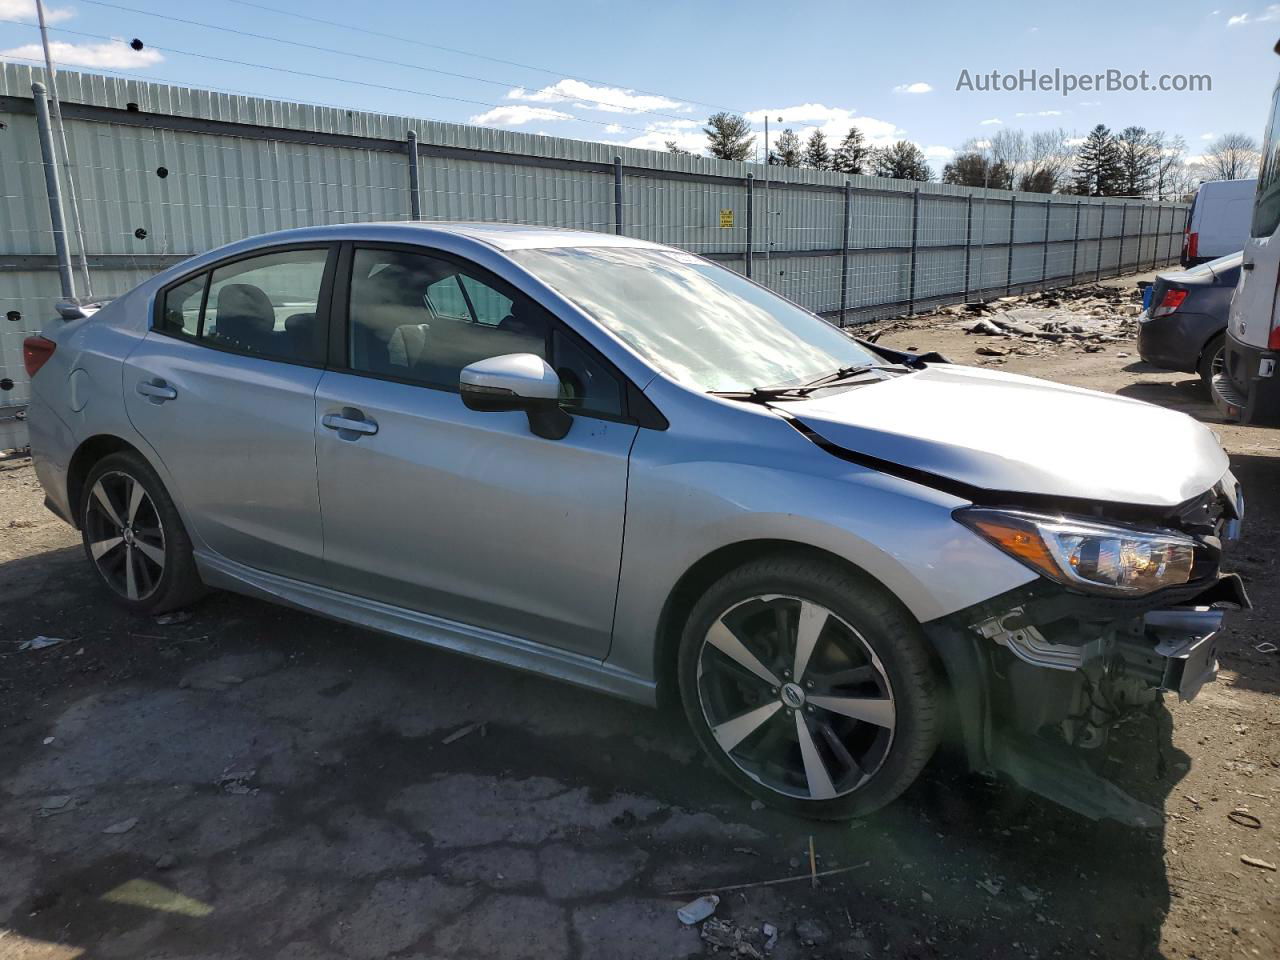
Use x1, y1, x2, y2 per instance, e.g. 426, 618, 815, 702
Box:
0, 19, 670, 137
216, 0, 740, 116
75, 0, 724, 123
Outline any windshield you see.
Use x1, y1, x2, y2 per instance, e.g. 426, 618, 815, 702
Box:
510, 246, 882, 393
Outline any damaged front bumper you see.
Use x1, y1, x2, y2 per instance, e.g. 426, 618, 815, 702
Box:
925, 573, 1250, 826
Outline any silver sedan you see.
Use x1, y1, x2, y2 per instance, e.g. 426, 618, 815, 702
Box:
24, 223, 1247, 821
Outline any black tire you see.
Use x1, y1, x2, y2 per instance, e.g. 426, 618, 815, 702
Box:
1197, 333, 1225, 392
677, 553, 939, 819
78, 450, 206, 615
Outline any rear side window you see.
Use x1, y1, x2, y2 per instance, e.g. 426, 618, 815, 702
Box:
1252, 84, 1280, 237
156, 248, 330, 365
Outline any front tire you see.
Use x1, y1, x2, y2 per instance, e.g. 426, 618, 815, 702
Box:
678, 554, 939, 819
79, 451, 205, 614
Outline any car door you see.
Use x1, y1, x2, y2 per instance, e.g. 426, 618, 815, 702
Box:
313, 243, 639, 658
123, 245, 336, 581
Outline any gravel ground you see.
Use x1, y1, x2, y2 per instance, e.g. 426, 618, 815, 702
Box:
0, 271, 1277, 960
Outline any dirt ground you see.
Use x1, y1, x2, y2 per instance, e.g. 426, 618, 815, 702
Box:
1, 271, 1277, 960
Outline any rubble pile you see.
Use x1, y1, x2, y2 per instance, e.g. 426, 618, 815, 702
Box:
859, 285, 1145, 365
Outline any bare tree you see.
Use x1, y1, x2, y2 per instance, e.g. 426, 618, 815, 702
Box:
1153, 133, 1190, 200
1202, 133, 1261, 181
1115, 126, 1162, 197
987, 129, 1028, 185
1021, 128, 1076, 193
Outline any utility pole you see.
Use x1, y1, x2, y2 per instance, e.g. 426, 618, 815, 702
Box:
36, 0, 91, 297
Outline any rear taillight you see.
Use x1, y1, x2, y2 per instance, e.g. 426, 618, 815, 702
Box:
22, 336, 56, 378
1269, 325, 1280, 350
1152, 289, 1188, 318
1185, 231, 1198, 260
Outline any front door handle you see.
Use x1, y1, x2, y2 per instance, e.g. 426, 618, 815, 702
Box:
1243, 261, 1255, 270
322, 410, 379, 437
136, 378, 177, 402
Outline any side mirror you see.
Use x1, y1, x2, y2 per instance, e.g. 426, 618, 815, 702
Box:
459, 353, 572, 440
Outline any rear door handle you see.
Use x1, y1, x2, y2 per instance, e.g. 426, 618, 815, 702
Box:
136, 378, 177, 402
322, 410, 379, 437
1242, 261, 1254, 270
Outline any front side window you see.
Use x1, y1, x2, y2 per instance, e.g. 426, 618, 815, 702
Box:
157, 248, 329, 365
347, 248, 625, 419
510, 246, 882, 393
348, 248, 548, 389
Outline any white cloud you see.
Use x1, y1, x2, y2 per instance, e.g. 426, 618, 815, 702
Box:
609, 120, 706, 154
980, 117, 1003, 125
468, 105, 573, 127
0, 0, 73, 23
1200, 131, 1217, 140
744, 103, 905, 149
507, 79, 683, 114
0, 40, 162, 69
1228, 5, 1280, 25
1065, 136, 1087, 147
604, 123, 624, 134
1079, 100, 1101, 106
893, 82, 933, 94
922, 144, 955, 162
1015, 109, 1064, 117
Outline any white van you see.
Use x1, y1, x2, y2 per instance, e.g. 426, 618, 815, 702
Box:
1182, 178, 1256, 266
1214, 82, 1279, 424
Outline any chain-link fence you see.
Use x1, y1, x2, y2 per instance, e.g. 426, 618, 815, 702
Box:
0, 63, 1189, 449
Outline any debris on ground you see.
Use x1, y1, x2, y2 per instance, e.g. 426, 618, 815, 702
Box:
153, 611, 192, 626
154, 853, 177, 870
862, 284, 1145, 364
37, 795, 74, 817
217, 768, 257, 795
676, 893, 719, 925
701, 917, 766, 958
793, 917, 831, 946
1240, 855, 1277, 871
762, 922, 778, 951
1228, 810, 1262, 829
442, 721, 485, 744
20, 635, 65, 651
102, 817, 138, 834
977, 878, 1003, 896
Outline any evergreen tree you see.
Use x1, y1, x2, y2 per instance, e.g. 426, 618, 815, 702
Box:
770, 128, 802, 167
703, 112, 755, 162
872, 141, 932, 181
1073, 125, 1123, 196
802, 130, 832, 170
665, 140, 693, 156
942, 152, 1012, 189
832, 127, 870, 175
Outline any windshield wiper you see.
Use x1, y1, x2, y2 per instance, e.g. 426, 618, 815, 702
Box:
711, 364, 906, 402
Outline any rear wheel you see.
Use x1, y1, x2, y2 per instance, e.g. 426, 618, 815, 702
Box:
677, 554, 939, 819
79, 451, 205, 614
1198, 333, 1225, 391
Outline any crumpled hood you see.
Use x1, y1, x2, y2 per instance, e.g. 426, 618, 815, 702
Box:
783, 363, 1228, 508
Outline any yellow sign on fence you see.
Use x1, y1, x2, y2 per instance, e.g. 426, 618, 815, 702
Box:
719, 209, 735, 229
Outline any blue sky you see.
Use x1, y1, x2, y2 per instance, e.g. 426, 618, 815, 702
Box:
1, 0, 1276, 168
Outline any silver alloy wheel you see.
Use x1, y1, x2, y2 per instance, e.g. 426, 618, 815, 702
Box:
696, 594, 896, 801
84, 470, 166, 601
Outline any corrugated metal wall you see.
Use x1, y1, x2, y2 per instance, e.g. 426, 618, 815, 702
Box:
0, 63, 1188, 448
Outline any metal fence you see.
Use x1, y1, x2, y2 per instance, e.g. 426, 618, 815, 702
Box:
0, 63, 1188, 449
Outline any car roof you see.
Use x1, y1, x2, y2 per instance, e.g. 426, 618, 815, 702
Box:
224, 221, 670, 254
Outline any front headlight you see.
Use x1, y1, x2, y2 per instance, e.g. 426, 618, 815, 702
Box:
956, 508, 1197, 596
